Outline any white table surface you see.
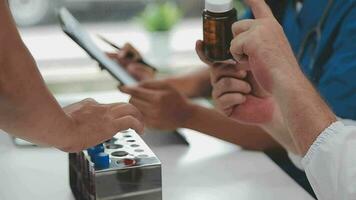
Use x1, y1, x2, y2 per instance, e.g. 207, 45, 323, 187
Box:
0, 91, 315, 200
0, 129, 315, 200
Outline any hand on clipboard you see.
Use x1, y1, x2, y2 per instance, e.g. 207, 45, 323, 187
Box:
102, 40, 157, 81
58, 7, 156, 86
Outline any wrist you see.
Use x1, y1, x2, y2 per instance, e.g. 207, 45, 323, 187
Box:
260, 104, 300, 154
51, 112, 77, 151
180, 103, 201, 129
271, 64, 337, 155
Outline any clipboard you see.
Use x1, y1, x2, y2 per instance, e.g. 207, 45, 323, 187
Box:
58, 7, 137, 86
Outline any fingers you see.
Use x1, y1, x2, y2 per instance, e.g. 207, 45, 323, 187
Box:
195, 40, 237, 67
109, 103, 143, 121
232, 19, 254, 36
212, 77, 252, 98
195, 40, 214, 66
129, 98, 154, 123
230, 20, 253, 63
113, 116, 145, 134
120, 81, 172, 105
130, 97, 151, 112
215, 93, 246, 110
230, 31, 250, 63
122, 43, 141, 60
106, 52, 119, 60
106, 43, 141, 67
109, 103, 145, 134
245, 0, 274, 19
212, 76, 251, 112
119, 85, 157, 102
127, 63, 155, 81
106, 51, 130, 67
210, 64, 248, 83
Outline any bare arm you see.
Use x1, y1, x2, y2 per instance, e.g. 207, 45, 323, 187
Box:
163, 68, 212, 98
121, 80, 280, 151
0, 1, 72, 147
274, 67, 336, 154
114, 41, 278, 151
185, 104, 281, 151
0, 1, 144, 152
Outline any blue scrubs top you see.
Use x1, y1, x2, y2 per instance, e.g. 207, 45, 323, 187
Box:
244, 0, 356, 120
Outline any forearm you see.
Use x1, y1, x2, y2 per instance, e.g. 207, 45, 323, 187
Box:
0, 2, 71, 148
274, 66, 337, 155
163, 68, 212, 98
184, 104, 281, 151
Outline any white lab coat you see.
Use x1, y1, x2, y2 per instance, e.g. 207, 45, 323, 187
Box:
301, 121, 356, 200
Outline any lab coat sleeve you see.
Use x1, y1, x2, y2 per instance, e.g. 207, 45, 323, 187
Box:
302, 121, 356, 200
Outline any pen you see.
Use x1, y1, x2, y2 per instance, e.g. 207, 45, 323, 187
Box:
97, 34, 157, 71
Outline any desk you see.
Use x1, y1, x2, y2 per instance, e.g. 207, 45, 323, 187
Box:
0, 91, 314, 200
0, 129, 314, 200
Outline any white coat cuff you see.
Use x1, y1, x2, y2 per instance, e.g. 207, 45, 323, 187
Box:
302, 121, 344, 166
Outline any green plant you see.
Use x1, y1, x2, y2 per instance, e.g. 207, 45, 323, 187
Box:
139, 1, 182, 32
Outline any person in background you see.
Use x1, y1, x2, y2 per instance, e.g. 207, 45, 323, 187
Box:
109, 47, 280, 151
211, 0, 356, 199
109, 0, 356, 152
0, 0, 144, 152
110, 0, 355, 196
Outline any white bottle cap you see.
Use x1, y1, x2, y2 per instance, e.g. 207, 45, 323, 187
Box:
205, 0, 234, 13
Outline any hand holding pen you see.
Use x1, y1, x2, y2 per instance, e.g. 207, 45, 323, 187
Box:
98, 35, 157, 71
99, 35, 157, 81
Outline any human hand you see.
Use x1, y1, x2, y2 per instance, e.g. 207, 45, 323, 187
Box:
230, 0, 300, 94
211, 65, 279, 125
196, 38, 275, 125
61, 99, 144, 152
119, 80, 195, 130
206, 0, 300, 125
107, 43, 155, 81
206, 54, 295, 152
207, 0, 311, 153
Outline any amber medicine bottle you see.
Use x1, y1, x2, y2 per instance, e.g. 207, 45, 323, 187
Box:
203, 0, 237, 61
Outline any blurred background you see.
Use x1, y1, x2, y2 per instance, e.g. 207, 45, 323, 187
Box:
9, 0, 246, 104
